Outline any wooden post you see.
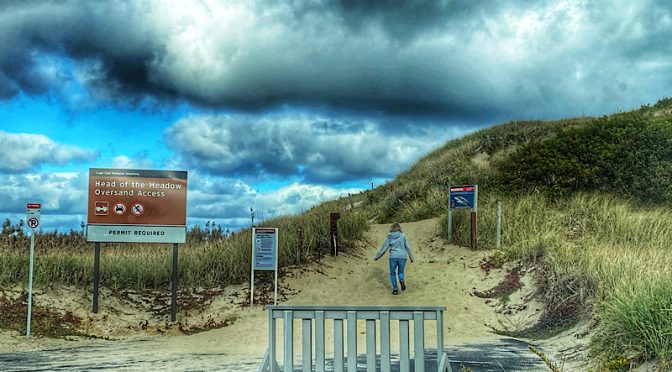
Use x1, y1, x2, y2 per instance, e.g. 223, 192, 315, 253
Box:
295, 238, 301, 265
471, 185, 479, 250
298, 228, 307, 263
329, 213, 340, 256
171, 243, 178, 322
447, 209, 452, 243
470, 212, 477, 250
447, 185, 452, 243
496, 202, 502, 249
93, 242, 100, 313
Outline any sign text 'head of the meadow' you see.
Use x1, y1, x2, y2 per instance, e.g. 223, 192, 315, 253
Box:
87, 168, 188, 243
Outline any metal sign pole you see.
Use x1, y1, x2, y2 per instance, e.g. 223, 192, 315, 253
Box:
25, 202, 40, 337
171, 243, 178, 322
93, 242, 101, 313
26, 231, 35, 337
250, 227, 256, 306
447, 185, 452, 242
274, 228, 278, 305
474, 185, 479, 212
496, 202, 502, 249
471, 185, 479, 250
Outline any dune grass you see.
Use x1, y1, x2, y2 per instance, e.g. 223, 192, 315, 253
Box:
442, 193, 672, 367
0, 200, 368, 290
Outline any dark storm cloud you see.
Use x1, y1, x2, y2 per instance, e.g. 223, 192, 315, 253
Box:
0, 1, 165, 104
165, 113, 453, 183
1, 1, 671, 120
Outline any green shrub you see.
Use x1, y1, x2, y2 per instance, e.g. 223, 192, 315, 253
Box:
495, 112, 672, 202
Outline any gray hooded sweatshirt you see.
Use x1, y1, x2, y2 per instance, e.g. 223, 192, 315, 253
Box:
374, 231, 415, 261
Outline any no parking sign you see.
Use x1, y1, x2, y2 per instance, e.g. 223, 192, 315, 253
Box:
25, 202, 41, 337
26, 203, 41, 231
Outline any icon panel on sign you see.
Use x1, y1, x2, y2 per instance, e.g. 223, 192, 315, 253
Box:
94, 201, 109, 215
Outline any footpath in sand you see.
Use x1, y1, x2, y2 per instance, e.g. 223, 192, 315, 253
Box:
0, 218, 571, 371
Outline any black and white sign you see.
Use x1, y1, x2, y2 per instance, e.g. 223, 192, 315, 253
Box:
253, 228, 278, 270
250, 227, 279, 305
27, 218, 39, 229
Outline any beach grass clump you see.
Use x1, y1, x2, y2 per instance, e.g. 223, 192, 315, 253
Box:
591, 275, 672, 369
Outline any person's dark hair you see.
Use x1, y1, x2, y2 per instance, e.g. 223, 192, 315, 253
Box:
390, 222, 402, 232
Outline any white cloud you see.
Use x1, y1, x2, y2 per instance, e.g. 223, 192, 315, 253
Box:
0, 131, 97, 172
0, 172, 87, 215
111, 155, 153, 169
166, 113, 457, 182
186, 172, 363, 229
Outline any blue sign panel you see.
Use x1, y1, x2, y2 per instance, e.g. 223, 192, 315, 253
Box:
253, 227, 277, 270
449, 186, 476, 209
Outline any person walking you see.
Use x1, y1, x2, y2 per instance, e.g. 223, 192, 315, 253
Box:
374, 222, 415, 295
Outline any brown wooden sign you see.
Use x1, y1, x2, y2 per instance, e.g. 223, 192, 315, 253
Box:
86, 168, 188, 243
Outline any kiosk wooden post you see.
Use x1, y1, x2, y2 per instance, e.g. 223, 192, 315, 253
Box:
171, 243, 178, 321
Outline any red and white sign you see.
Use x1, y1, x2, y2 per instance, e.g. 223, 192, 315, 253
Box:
450, 186, 475, 192
131, 202, 144, 216
26, 203, 41, 231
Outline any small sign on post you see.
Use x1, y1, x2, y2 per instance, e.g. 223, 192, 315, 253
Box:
447, 185, 479, 249
250, 227, 279, 306
25, 203, 41, 337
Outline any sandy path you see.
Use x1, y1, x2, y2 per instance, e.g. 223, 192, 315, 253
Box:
180, 218, 535, 361
284, 219, 507, 341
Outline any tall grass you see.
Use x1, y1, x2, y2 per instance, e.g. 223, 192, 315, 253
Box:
0, 200, 368, 290
439, 193, 672, 366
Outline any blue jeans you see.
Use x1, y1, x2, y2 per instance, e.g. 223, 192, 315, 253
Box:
389, 258, 406, 290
